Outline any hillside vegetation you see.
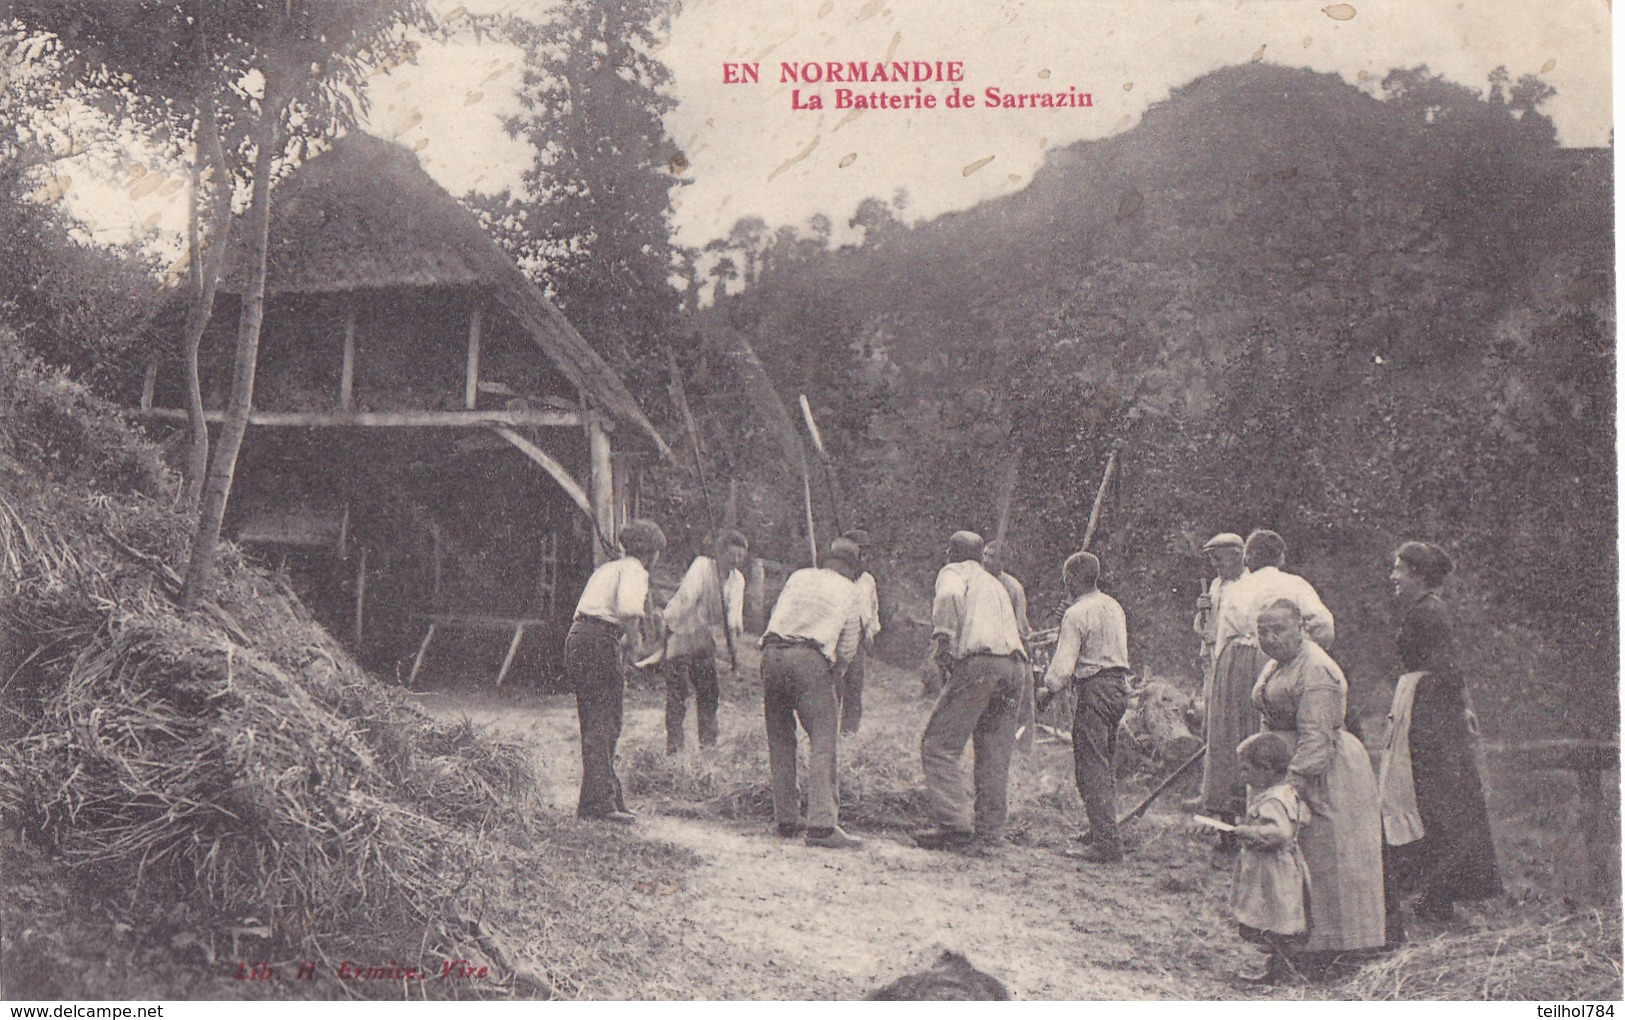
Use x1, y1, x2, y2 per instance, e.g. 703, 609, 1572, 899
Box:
680, 63, 1615, 736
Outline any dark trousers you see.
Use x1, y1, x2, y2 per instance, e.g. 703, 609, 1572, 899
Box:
1073, 668, 1129, 851
761, 643, 841, 829
566, 617, 628, 817
920, 653, 1026, 837
664, 651, 720, 752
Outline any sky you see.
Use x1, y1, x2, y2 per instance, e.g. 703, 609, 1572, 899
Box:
39, 0, 1616, 254
369, 0, 1614, 250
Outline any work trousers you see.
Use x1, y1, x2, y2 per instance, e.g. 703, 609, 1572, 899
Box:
565, 617, 628, 818
920, 653, 1026, 837
761, 643, 842, 830
1073, 667, 1130, 851
664, 650, 720, 752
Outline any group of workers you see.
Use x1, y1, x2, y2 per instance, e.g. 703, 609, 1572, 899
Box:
562, 518, 1132, 861
563, 518, 1501, 983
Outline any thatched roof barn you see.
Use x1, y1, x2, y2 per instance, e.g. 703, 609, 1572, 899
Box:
138, 132, 668, 684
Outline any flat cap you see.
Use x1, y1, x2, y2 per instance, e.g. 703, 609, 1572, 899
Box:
1202, 532, 1244, 552
828, 537, 862, 567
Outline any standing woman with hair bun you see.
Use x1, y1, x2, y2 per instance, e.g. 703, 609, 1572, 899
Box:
1380, 541, 1502, 941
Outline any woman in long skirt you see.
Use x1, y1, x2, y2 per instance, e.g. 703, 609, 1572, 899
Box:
1253, 599, 1387, 957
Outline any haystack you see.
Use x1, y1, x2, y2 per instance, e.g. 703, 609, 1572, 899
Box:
0, 337, 537, 958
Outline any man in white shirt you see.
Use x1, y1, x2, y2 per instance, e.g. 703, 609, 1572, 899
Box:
657, 529, 748, 753
1193, 532, 1247, 690
760, 538, 865, 849
915, 531, 1027, 851
1041, 550, 1131, 863
566, 518, 666, 823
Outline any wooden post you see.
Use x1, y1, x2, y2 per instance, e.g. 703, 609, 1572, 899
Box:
747, 555, 766, 634
465, 301, 482, 410
430, 522, 443, 607
340, 307, 356, 413
408, 622, 437, 686
353, 546, 367, 647
587, 416, 616, 564
1579, 764, 1622, 900
140, 357, 158, 411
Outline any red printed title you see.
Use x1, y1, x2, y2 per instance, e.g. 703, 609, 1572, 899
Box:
722, 60, 1092, 110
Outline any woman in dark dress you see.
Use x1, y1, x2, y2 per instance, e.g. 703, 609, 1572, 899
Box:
1383, 542, 1502, 940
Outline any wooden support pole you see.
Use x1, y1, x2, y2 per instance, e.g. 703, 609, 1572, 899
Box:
1579, 764, 1621, 900
430, 522, 443, 606
140, 358, 158, 412
340, 307, 356, 413
408, 622, 437, 686
495, 624, 526, 687
465, 302, 482, 410
747, 555, 766, 634
353, 546, 367, 647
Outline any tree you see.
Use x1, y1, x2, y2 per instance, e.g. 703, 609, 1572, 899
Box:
483, 0, 685, 383
9, 0, 432, 608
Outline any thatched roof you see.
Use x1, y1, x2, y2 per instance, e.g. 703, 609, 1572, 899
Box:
219, 132, 668, 455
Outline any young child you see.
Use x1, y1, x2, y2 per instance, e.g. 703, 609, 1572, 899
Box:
1229, 731, 1312, 984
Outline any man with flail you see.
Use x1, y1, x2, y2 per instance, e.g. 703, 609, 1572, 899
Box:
1040, 550, 1131, 863
841, 528, 881, 737
760, 537, 866, 849
656, 529, 748, 754
566, 519, 666, 823
1198, 529, 1334, 853
915, 530, 1027, 851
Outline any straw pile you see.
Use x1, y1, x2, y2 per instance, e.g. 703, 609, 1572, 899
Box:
623, 714, 930, 829
1340, 911, 1622, 1000
0, 342, 538, 952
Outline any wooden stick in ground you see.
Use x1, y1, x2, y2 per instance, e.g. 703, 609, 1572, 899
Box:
1079, 445, 1119, 553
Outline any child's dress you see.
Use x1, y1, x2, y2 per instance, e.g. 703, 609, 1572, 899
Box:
1233, 781, 1312, 941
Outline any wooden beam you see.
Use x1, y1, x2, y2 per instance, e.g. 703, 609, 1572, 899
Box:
140, 358, 158, 412
465, 302, 482, 410
340, 307, 356, 413
134, 407, 585, 428
488, 425, 596, 525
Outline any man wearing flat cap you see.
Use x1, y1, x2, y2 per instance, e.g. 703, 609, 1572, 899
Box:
760, 537, 867, 849
915, 530, 1027, 851
1193, 533, 1247, 697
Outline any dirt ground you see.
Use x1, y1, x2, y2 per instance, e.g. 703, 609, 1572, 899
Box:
425, 634, 1529, 1002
